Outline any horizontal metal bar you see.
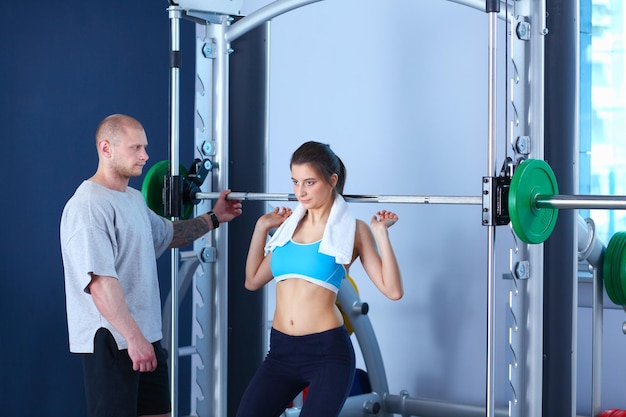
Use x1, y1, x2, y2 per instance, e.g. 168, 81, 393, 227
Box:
226, 0, 506, 43
178, 346, 198, 357
536, 195, 626, 210
384, 394, 509, 417
226, 0, 323, 43
195, 192, 483, 205
197, 192, 626, 209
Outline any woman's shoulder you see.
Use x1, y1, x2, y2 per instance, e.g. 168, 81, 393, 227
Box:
354, 219, 373, 241
355, 218, 369, 229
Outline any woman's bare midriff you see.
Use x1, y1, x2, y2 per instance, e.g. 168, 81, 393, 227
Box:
273, 278, 344, 336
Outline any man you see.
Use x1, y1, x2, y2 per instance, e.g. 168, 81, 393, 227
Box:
60, 114, 242, 417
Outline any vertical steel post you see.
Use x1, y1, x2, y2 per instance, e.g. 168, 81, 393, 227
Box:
485, 1, 500, 417
189, 14, 231, 417
527, 2, 547, 416
591, 265, 603, 417
191, 20, 216, 416
211, 16, 230, 417
167, 6, 182, 417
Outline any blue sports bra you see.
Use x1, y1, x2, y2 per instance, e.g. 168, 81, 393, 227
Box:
270, 240, 346, 293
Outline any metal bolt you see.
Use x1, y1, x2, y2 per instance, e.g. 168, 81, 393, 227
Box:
516, 22, 531, 41
201, 141, 213, 156
515, 136, 531, 154
202, 43, 213, 58
201, 247, 216, 263
227, 48, 235, 55
203, 160, 213, 172
515, 261, 530, 279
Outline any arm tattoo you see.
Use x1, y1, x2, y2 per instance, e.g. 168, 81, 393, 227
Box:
170, 214, 212, 248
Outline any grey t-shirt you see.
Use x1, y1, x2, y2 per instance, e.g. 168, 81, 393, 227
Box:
60, 181, 174, 353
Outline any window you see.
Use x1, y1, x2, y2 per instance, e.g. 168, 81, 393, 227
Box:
581, 0, 626, 243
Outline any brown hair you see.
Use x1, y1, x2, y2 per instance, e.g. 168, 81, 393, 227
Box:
290, 141, 347, 195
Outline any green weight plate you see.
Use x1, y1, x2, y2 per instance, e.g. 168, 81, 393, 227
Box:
603, 233, 626, 305
611, 233, 626, 305
617, 233, 626, 305
610, 233, 626, 305
141, 160, 193, 220
603, 234, 618, 304
508, 159, 559, 244
607, 232, 626, 305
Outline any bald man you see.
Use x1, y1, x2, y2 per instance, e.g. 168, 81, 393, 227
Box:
60, 114, 242, 417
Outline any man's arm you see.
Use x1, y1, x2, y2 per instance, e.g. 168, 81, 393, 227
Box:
169, 213, 213, 248
169, 189, 243, 249
89, 275, 157, 372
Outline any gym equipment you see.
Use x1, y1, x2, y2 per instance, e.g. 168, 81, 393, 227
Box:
142, 160, 193, 220
156, 0, 614, 416
143, 157, 626, 313
142, 158, 212, 220
336, 275, 367, 335
143, 158, 626, 245
507, 159, 626, 244
508, 159, 559, 244
603, 232, 626, 305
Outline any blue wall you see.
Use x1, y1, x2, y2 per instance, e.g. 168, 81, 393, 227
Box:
0, 1, 194, 414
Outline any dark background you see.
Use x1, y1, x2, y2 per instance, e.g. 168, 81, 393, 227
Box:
0, 1, 197, 414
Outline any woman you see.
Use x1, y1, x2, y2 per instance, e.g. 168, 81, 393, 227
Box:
237, 141, 403, 417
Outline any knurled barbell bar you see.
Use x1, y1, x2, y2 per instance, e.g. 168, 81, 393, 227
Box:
195, 192, 484, 205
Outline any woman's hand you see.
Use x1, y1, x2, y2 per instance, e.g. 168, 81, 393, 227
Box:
258, 206, 293, 230
371, 210, 398, 230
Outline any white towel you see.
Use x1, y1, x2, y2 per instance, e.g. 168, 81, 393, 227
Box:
264, 195, 356, 264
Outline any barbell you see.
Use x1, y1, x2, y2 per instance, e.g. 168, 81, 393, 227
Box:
141, 158, 626, 304
142, 158, 626, 243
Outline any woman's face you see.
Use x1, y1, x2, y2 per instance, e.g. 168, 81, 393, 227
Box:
291, 163, 337, 210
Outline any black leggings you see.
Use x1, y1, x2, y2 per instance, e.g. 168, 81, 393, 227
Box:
236, 326, 356, 417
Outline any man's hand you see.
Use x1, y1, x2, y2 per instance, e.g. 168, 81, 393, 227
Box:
127, 335, 157, 372
213, 190, 243, 223
89, 275, 156, 372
